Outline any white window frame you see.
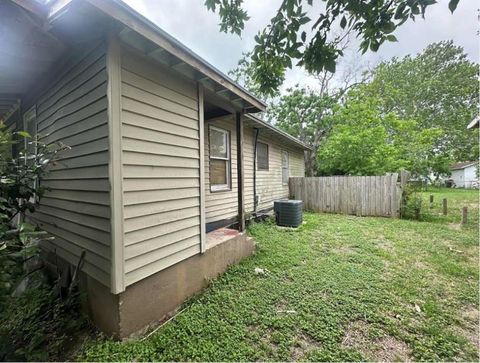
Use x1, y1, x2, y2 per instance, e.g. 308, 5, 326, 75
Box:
209, 126, 231, 192
281, 150, 289, 185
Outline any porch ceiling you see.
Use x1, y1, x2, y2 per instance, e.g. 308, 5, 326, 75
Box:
0, 1, 65, 121
0, 1, 116, 123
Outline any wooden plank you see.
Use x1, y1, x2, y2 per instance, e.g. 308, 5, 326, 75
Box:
391, 173, 398, 217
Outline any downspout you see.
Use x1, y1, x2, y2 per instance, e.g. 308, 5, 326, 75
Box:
253, 128, 260, 213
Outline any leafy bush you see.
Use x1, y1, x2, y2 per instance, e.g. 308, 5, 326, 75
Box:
0, 125, 68, 299
401, 184, 428, 220
0, 124, 87, 360
0, 280, 87, 361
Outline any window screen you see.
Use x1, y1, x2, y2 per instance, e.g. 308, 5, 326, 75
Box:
281, 150, 289, 185
257, 142, 269, 170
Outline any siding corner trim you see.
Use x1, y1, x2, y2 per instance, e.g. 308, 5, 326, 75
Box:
198, 85, 206, 252
107, 35, 125, 293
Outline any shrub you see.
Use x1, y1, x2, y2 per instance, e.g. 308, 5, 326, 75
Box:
0, 124, 87, 360
401, 184, 426, 220
0, 280, 87, 361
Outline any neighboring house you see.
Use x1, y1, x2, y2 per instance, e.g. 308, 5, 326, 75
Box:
0, 0, 309, 337
450, 162, 478, 188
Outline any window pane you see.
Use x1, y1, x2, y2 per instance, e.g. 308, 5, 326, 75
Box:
210, 159, 227, 185
282, 168, 289, 184
210, 128, 228, 158
257, 142, 269, 170
282, 151, 289, 168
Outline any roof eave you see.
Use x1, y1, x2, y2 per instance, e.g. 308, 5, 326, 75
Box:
82, 0, 266, 113
245, 114, 313, 151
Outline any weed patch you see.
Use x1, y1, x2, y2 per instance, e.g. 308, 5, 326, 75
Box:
79, 188, 478, 362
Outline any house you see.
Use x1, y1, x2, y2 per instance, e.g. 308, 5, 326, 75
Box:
450, 162, 478, 188
0, 0, 310, 337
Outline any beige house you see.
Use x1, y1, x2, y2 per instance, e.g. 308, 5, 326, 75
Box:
1, 0, 309, 337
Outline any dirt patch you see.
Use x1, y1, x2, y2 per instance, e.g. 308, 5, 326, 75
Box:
412, 259, 429, 270
291, 332, 321, 360
377, 235, 395, 253
459, 305, 480, 351
342, 320, 412, 362
375, 335, 412, 362
448, 223, 462, 231
332, 245, 357, 255
342, 320, 370, 347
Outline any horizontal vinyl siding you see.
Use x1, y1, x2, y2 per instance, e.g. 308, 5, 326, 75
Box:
32, 42, 111, 287
204, 117, 255, 224
255, 135, 305, 211
120, 47, 201, 286
205, 116, 305, 224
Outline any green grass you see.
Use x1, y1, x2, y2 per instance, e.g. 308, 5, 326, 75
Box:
80, 188, 479, 362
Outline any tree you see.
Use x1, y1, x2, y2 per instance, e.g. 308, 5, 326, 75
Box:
229, 51, 277, 101
317, 94, 445, 176
205, 0, 462, 95
362, 41, 479, 163
268, 87, 337, 176
229, 35, 370, 176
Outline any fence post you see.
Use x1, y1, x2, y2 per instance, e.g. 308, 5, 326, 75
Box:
443, 198, 448, 215
429, 195, 434, 209
462, 207, 468, 225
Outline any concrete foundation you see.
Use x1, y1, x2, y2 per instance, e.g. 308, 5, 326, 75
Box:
45, 229, 255, 338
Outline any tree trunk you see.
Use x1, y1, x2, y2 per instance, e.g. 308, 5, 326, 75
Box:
305, 150, 316, 177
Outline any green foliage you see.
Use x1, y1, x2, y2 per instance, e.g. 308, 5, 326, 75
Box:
228, 51, 277, 100
205, 0, 249, 35
0, 280, 87, 361
401, 184, 424, 220
363, 41, 479, 163
0, 128, 68, 301
317, 94, 445, 176
80, 189, 478, 361
0, 124, 83, 362
0, 124, 12, 165
206, 0, 462, 95
269, 86, 338, 176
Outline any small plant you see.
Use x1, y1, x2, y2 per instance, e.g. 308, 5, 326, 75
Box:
401, 184, 426, 220
0, 280, 88, 361
0, 128, 68, 300
0, 124, 87, 360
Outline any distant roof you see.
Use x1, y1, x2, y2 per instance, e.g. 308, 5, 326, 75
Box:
467, 116, 479, 129
244, 114, 313, 151
451, 161, 477, 170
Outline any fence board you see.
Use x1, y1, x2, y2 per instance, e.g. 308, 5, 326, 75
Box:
289, 173, 402, 218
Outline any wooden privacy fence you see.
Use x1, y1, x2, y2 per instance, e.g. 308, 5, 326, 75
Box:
289, 173, 408, 218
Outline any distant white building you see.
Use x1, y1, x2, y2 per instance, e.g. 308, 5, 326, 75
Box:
450, 162, 478, 188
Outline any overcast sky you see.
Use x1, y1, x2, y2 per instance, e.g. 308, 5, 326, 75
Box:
123, 0, 478, 93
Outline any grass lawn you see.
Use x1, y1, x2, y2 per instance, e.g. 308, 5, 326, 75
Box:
80, 188, 479, 362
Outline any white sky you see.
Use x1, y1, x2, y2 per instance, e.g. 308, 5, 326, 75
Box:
122, 0, 479, 93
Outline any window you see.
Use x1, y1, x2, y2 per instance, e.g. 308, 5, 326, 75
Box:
281, 150, 289, 185
209, 126, 230, 191
257, 142, 269, 171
